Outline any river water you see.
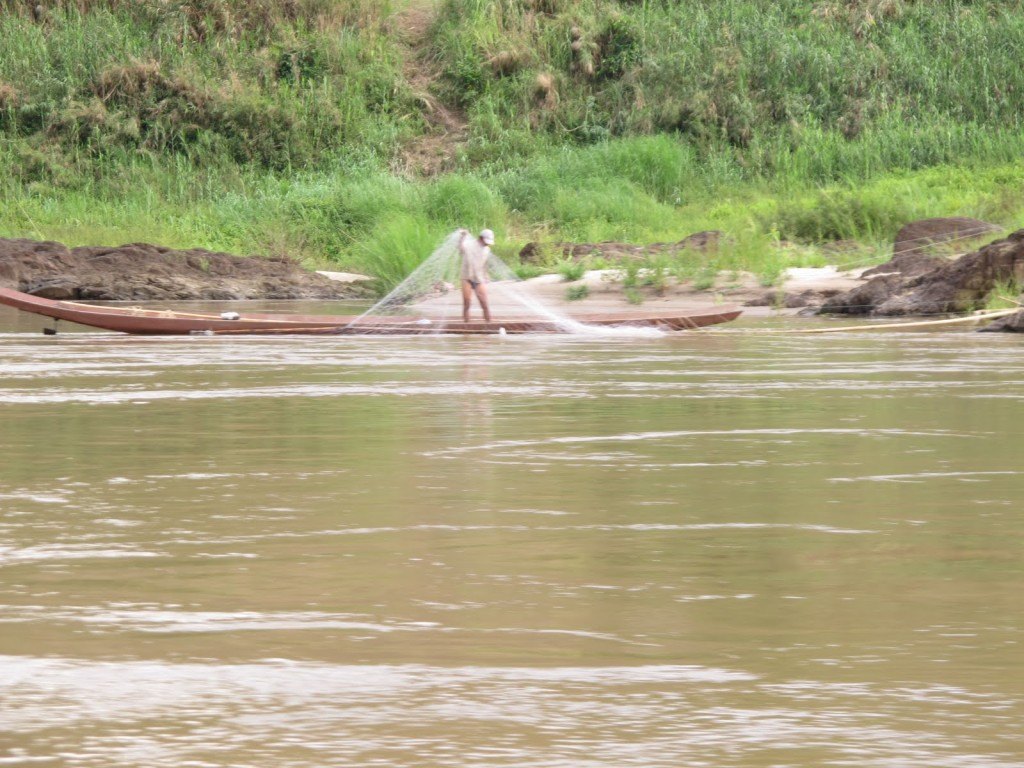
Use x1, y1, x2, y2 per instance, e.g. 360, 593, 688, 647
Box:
1, 304, 1023, 767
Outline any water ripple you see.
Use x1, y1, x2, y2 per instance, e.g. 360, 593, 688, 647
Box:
2, 656, 1019, 768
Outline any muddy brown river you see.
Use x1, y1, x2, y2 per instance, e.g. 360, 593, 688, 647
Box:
1, 304, 1022, 767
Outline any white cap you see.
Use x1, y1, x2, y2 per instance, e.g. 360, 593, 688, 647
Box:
479, 229, 495, 245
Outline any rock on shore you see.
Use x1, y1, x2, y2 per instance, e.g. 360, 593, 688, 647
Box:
820, 228, 1024, 319
0, 238, 372, 301
978, 310, 1024, 332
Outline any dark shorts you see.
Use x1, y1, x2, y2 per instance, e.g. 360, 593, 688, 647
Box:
465, 279, 481, 289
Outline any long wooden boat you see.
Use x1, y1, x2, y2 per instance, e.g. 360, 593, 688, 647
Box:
0, 286, 742, 335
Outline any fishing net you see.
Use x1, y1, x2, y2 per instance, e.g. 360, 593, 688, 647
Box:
344, 230, 664, 337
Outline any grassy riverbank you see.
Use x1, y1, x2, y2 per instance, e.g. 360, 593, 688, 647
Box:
3, 0, 1024, 290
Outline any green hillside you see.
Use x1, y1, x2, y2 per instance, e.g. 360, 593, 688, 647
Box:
2, 0, 1023, 287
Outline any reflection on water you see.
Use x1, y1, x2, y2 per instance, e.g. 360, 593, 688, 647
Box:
1, 304, 1023, 767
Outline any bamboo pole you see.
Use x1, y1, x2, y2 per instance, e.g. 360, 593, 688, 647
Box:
764, 308, 1018, 334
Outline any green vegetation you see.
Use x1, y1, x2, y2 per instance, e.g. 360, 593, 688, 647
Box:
982, 280, 1024, 311
3, 0, 1024, 291
512, 262, 546, 279
565, 283, 589, 301
619, 260, 640, 289
557, 260, 586, 282
642, 256, 669, 295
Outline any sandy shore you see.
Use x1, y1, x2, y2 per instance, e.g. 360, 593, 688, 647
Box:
488, 267, 868, 318
321, 265, 871, 319
535, 267, 869, 316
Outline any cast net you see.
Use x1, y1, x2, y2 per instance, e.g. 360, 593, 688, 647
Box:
342, 230, 665, 337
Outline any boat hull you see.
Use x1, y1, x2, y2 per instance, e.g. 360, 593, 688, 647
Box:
0, 287, 741, 335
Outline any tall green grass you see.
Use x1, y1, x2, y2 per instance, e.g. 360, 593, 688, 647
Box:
432, 0, 1024, 165
0, 2, 409, 172
5, 141, 1021, 291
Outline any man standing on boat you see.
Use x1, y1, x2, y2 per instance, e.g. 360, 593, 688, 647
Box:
458, 228, 494, 323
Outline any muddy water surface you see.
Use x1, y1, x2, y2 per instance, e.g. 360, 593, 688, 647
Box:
1, 305, 1023, 767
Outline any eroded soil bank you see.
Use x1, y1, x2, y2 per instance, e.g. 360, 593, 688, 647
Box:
0, 238, 372, 301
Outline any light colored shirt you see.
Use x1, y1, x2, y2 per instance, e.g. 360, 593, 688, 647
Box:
459, 235, 491, 283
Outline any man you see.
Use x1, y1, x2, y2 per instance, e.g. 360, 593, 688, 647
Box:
458, 228, 495, 323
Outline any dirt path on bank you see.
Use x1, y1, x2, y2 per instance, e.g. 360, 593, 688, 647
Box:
394, 0, 469, 176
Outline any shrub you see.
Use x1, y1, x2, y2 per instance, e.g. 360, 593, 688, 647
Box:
355, 214, 445, 293
513, 262, 546, 279
595, 15, 642, 81
692, 263, 719, 291
566, 283, 589, 300
558, 260, 586, 282
982, 280, 1023, 311
642, 255, 670, 294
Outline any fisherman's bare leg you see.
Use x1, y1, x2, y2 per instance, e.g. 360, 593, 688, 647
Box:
474, 283, 492, 323
461, 280, 473, 322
